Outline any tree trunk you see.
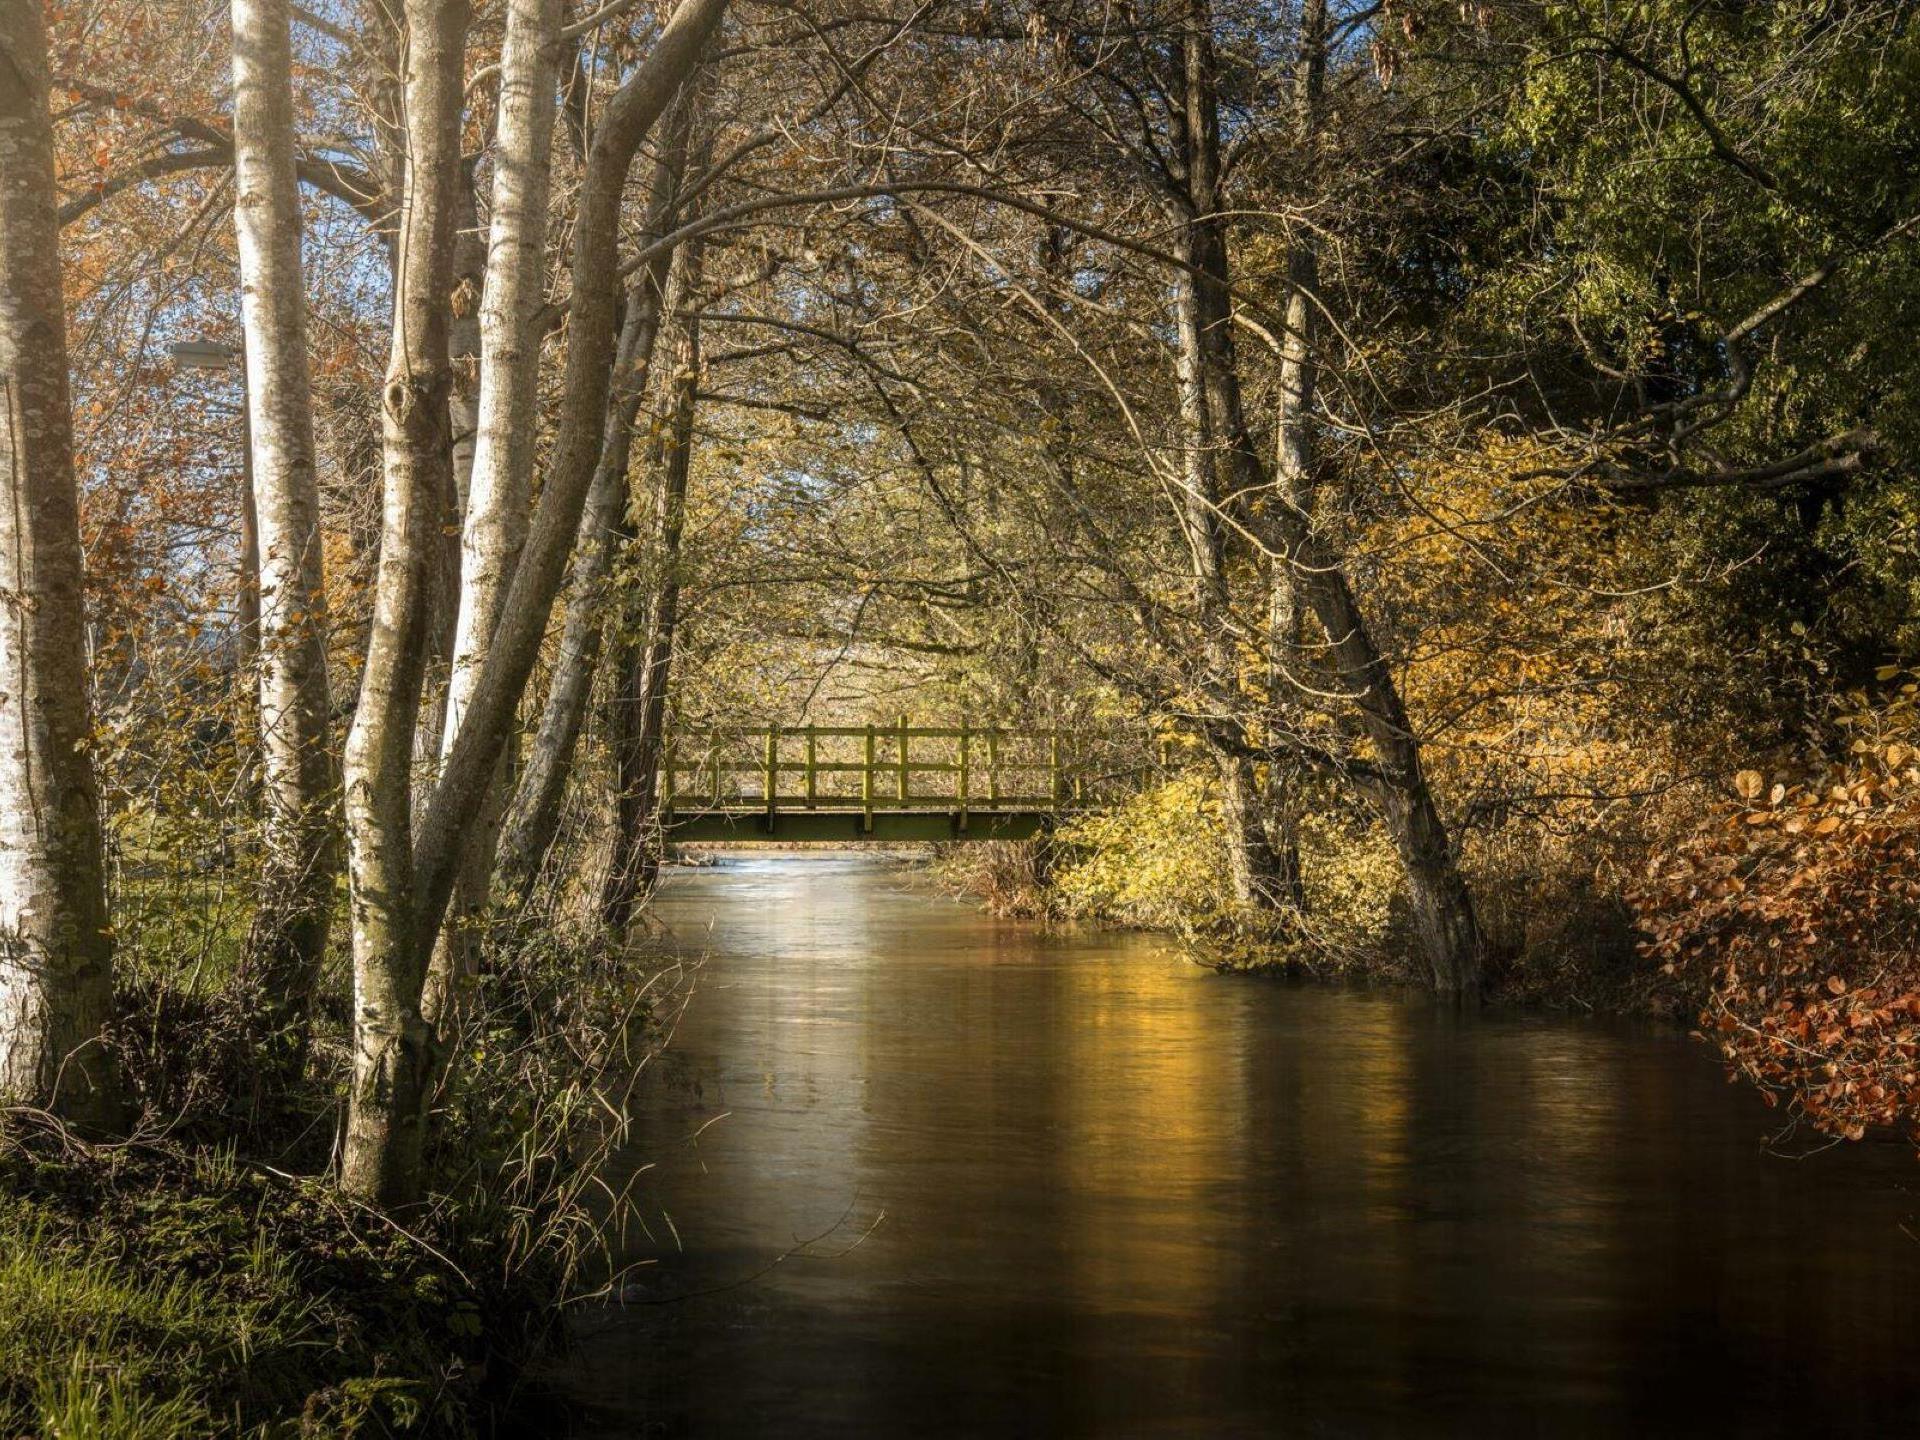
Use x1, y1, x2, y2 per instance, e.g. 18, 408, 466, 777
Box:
423, 0, 565, 1015
414, 168, 483, 803
1272, 0, 1325, 512
230, 0, 341, 1076
494, 107, 692, 906
1167, 9, 1283, 918
1213, 750, 1302, 916
358, 0, 408, 273
410, 0, 725, 962
1177, 0, 1482, 990
341, 0, 469, 1207
444, 0, 563, 750
1255, 0, 1325, 933
601, 250, 701, 931
343, 0, 724, 1205
0, 4, 120, 1126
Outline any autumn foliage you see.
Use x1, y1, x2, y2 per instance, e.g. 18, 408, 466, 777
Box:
1634, 674, 1920, 1143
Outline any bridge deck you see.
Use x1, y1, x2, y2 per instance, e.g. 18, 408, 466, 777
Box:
665, 807, 1055, 844
660, 721, 1087, 844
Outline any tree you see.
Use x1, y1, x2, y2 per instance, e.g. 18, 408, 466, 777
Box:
495, 94, 695, 907
340, 0, 472, 1205
428, 0, 566, 1007
0, 2, 119, 1125
229, 0, 340, 1072
343, 0, 727, 1205
602, 232, 705, 928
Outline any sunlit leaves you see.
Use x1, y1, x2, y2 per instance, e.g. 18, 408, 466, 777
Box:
1632, 673, 1920, 1147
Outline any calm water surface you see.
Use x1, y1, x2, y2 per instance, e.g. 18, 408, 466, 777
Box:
547, 854, 1920, 1437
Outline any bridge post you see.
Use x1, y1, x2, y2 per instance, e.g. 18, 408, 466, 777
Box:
804, 726, 817, 809
987, 728, 999, 806
765, 726, 778, 825
863, 723, 875, 832
897, 714, 910, 804
958, 719, 970, 833
710, 740, 722, 809
1049, 728, 1063, 808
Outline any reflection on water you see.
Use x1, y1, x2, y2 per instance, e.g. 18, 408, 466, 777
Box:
549, 855, 1920, 1437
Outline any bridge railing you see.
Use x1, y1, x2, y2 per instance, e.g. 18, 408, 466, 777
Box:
662, 720, 1099, 831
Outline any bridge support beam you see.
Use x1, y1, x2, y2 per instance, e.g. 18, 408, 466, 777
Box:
666, 809, 1054, 845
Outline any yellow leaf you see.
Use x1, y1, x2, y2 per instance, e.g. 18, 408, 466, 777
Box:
1734, 769, 1763, 801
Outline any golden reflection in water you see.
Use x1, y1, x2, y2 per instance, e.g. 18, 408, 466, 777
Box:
1053, 952, 1248, 1317
556, 856, 1920, 1440
1341, 998, 1414, 1223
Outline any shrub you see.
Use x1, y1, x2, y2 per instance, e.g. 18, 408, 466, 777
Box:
1051, 773, 1234, 933
1292, 809, 1400, 961
1045, 773, 1401, 961
1633, 672, 1920, 1142
928, 840, 1057, 918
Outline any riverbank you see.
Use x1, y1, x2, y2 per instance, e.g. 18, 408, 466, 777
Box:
0, 903, 660, 1436
0, 1123, 552, 1436
928, 831, 1687, 1020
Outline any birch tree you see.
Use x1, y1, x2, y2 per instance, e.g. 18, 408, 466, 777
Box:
230, 0, 340, 1064
409, 0, 726, 949
427, 0, 565, 992
445, 0, 564, 749
343, 0, 727, 1205
495, 101, 694, 904
0, 3, 119, 1125
341, 0, 472, 1205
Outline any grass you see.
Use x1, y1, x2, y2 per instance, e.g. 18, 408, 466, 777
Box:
0, 1127, 515, 1436
0, 874, 661, 1437
0, 1215, 254, 1437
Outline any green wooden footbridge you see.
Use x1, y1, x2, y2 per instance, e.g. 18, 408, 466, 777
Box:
661, 719, 1096, 843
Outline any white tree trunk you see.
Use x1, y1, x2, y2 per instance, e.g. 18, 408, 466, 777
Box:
494, 100, 694, 905
0, 5, 119, 1125
230, 0, 340, 1065
414, 174, 484, 802
422, 0, 564, 1025
411, 0, 726, 966
344, 0, 725, 1206
341, 0, 471, 1206
442, 0, 563, 748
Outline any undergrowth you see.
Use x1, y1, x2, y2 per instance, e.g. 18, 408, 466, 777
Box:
0, 891, 674, 1438
935, 770, 1665, 1009
0, 1128, 491, 1437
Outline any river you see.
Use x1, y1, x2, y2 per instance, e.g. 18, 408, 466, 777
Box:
543, 854, 1920, 1437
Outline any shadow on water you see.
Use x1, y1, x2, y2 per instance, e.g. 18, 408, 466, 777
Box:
532, 854, 1920, 1438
